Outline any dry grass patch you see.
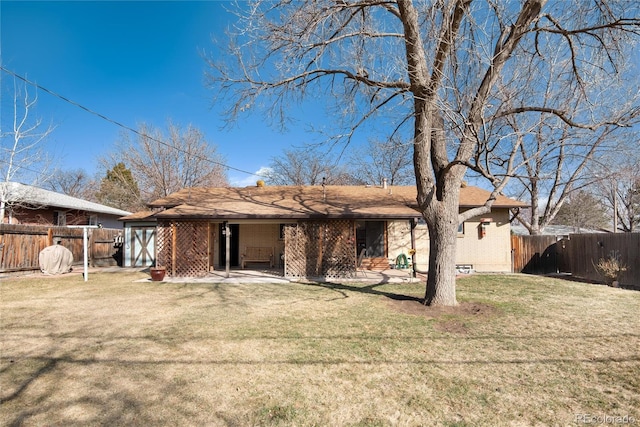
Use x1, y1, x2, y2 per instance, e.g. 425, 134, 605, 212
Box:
1, 271, 638, 426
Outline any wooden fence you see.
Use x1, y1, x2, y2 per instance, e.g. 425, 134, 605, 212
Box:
511, 235, 563, 274
512, 233, 640, 287
0, 224, 123, 274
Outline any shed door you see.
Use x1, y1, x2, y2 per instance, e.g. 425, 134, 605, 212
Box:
129, 226, 156, 267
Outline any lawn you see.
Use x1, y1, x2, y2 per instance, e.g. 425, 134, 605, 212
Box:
1, 271, 639, 426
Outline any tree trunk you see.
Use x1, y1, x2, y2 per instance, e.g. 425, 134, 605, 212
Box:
412, 104, 462, 307
412, 103, 463, 306
423, 184, 460, 306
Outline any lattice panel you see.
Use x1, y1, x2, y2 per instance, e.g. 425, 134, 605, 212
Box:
283, 224, 302, 278
156, 220, 209, 277
284, 220, 356, 279
156, 220, 172, 271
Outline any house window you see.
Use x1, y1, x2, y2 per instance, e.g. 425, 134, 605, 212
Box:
356, 221, 386, 257
279, 223, 295, 240
458, 222, 464, 235
53, 211, 66, 226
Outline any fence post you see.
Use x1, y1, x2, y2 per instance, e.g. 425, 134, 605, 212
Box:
89, 229, 95, 268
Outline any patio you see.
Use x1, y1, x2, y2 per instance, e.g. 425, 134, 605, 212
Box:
141, 267, 422, 284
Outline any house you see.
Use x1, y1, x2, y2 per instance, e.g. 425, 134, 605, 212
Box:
123, 184, 527, 278
510, 224, 605, 236
0, 181, 131, 229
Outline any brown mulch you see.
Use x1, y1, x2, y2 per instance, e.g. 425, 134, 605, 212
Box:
386, 299, 498, 334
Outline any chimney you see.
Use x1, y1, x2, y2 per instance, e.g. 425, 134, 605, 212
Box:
322, 177, 326, 202
382, 178, 388, 189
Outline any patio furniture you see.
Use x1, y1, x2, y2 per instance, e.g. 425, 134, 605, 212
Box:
241, 246, 274, 269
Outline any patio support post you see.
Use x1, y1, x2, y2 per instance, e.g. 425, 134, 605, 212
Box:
224, 221, 230, 278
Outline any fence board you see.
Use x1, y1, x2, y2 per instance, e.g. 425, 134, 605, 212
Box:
568, 233, 639, 286
512, 233, 639, 287
91, 228, 124, 267
511, 235, 560, 274
0, 224, 123, 273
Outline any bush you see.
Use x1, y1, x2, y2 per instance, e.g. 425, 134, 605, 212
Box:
594, 250, 627, 287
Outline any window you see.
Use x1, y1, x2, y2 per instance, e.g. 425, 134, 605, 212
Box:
458, 222, 464, 235
88, 215, 98, 226
280, 223, 295, 240
356, 221, 386, 257
53, 211, 66, 226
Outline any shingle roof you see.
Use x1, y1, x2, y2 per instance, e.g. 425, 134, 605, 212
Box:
1, 182, 131, 217
119, 210, 156, 221
145, 185, 527, 220
385, 185, 529, 208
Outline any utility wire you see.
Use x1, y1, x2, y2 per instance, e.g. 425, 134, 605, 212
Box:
0, 158, 51, 178
0, 66, 266, 178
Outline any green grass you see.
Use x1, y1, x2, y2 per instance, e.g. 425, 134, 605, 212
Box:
1, 271, 639, 426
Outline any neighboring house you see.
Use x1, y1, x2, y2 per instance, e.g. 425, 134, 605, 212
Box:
0, 182, 131, 229
122, 184, 527, 278
510, 224, 605, 236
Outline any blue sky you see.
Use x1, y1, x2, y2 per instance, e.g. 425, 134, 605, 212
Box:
1, 1, 331, 186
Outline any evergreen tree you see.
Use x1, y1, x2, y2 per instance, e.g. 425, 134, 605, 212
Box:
95, 162, 143, 211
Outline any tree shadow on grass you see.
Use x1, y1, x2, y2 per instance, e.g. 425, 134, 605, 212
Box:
0, 358, 58, 405
301, 280, 424, 303
298, 280, 504, 323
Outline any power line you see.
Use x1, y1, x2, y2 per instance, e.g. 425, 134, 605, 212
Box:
0, 66, 266, 178
0, 158, 51, 178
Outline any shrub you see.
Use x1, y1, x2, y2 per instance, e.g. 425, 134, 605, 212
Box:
594, 250, 627, 287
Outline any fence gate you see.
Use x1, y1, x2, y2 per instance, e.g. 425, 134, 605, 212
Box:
511, 235, 562, 274
91, 228, 123, 267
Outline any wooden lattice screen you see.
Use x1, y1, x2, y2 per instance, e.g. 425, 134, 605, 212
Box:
284, 220, 356, 279
156, 221, 171, 272
156, 220, 209, 277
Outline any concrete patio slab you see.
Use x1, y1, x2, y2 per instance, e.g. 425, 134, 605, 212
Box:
138, 268, 422, 284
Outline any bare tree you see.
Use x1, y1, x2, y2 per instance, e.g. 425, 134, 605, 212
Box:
46, 168, 99, 201
614, 174, 640, 233
265, 147, 354, 185
348, 137, 414, 186
1, 78, 55, 222
207, 0, 640, 305
471, 29, 640, 235
592, 156, 640, 232
102, 122, 228, 204
551, 190, 608, 231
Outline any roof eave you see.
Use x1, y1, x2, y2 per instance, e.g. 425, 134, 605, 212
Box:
153, 213, 420, 220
